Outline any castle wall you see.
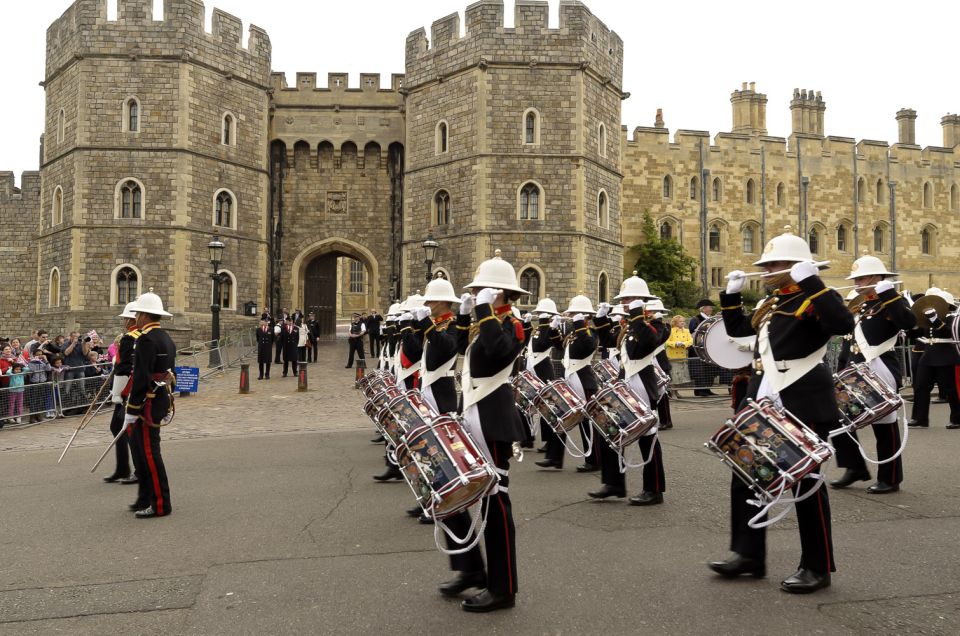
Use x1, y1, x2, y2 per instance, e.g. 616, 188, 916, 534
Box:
0, 173, 41, 339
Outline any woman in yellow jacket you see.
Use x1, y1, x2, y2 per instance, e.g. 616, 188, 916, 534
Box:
665, 315, 692, 388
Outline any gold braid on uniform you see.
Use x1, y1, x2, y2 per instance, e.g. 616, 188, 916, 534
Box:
750, 290, 811, 331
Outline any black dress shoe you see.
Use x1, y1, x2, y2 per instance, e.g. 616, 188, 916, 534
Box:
780, 568, 830, 594
829, 468, 870, 489
576, 464, 599, 473
370, 435, 386, 443
658, 422, 673, 430
439, 571, 486, 597
628, 491, 664, 506
534, 459, 562, 469
372, 467, 403, 482
866, 481, 900, 494
128, 502, 148, 511
588, 484, 626, 499
907, 420, 928, 428
118, 474, 139, 485
406, 505, 422, 518
535, 445, 548, 453
103, 474, 129, 483
707, 554, 766, 579
947, 422, 960, 429
461, 588, 516, 613
344, 365, 351, 368
134, 505, 158, 519
418, 513, 434, 525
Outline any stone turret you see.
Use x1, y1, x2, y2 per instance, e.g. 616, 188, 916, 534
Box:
730, 82, 767, 136
942, 114, 960, 148
896, 108, 917, 145
790, 88, 825, 136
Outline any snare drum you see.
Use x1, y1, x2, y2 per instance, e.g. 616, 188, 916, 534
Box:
705, 397, 833, 505
362, 372, 398, 400
585, 380, 658, 450
363, 386, 403, 423
377, 390, 438, 446
397, 415, 498, 519
533, 379, 587, 434
512, 370, 546, 413
592, 358, 619, 384
653, 364, 670, 394
834, 362, 902, 430
692, 316, 754, 370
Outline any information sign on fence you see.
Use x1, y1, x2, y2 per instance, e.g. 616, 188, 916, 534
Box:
174, 367, 200, 393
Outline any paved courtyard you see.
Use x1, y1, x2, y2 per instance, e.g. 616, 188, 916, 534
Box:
1, 342, 958, 634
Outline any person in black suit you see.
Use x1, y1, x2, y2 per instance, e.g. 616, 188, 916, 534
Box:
306, 312, 320, 363
255, 317, 275, 380
366, 309, 383, 357
831, 255, 915, 493
437, 252, 526, 613
274, 307, 289, 364
709, 230, 854, 594
279, 316, 299, 377
688, 299, 718, 396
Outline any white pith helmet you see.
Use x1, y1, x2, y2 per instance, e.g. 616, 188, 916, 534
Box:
386, 302, 402, 318
753, 228, 816, 266
926, 287, 956, 307
610, 304, 628, 318
400, 293, 425, 311
127, 290, 172, 317
464, 249, 528, 294
645, 298, 671, 314
421, 275, 460, 303
846, 254, 896, 280
117, 302, 138, 319
564, 295, 596, 315
533, 298, 560, 316
615, 272, 657, 300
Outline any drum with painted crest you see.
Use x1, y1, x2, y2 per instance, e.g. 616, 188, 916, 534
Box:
692, 316, 755, 370
705, 397, 833, 506
361, 371, 398, 400
592, 358, 619, 384
397, 415, 499, 520
533, 379, 587, 434
512, 370, 546, 413
585, 380, 658, 450
376, 390, 438, 446
833, 362, 901, 430
363, 386, 404, 423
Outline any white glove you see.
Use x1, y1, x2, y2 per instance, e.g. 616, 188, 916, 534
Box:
413, 307, 431, 321
596, 303, 611, 318
512, 307, 522, 320
572, 313, 585, 322
522, 313, 532, 323
459, 293, 475, 315
273, 325, 281, 335
628, 299, 645, 311
476, 288, 501, 306
111, 394, 123, 405
123, 414, 138, 426
790, 260, 818, 283
398, 312, 413, 322
924, 308, 938, 324
874, 280, 895, 295
550, 315, 562, 330
725, 270, 746, 295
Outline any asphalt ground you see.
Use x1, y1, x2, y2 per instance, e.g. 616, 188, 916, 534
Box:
1, 342, 958, 634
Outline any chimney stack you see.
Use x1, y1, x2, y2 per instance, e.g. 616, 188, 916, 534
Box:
896, 108, 917, 145
942, 114, 960, 148
730, 82, 767, 136
790, 88, 826, 136
654, 108, 665, 129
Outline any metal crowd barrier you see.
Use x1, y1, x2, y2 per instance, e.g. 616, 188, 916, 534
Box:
175, 328, 257, 380
0, 362, 112, 429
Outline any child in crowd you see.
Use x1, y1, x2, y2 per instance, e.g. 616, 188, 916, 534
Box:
50, 356, 67, 418
26, 345, 54, 422
5, 362, 27, 425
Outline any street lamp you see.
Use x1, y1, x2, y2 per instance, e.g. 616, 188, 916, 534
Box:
208, 235, 226, 367
422, 232, 439, 282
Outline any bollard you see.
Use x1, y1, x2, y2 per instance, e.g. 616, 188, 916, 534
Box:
355, 357, 366, 384
239, 363, 250, 394
297, 361, 308, 392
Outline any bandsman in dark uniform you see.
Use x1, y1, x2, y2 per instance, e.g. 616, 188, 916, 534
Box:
558, 295, 602, 474
274, 307, 289, 364
710, 230, 854, 593
908, 287, 960, 430
395, 295, 424, 390
255, 316, 274, 380
437, 251, 526, 613
103, 302, 138, 484
831, 255, 916, 493
526, 299, 565, 469
123, 291, 178, 519
379, 302, 402, 375
646, 298, 674, 430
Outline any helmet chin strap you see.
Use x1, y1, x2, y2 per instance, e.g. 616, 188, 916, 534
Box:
763, 272, 794, 293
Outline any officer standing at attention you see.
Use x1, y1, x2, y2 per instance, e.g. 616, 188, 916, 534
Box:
710, 230, 854, 593
123, 291, 178, 519
103, 302, 139, 484
255, 316, 274, 380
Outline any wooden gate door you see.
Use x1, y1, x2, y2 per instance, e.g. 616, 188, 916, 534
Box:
304, 255, 338, 337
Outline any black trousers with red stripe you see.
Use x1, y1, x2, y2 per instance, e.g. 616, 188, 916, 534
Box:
833, 422, 904, 485
129, 421, 172, 515
109, 403, 131, 478
600, 432, 665, 493
543, 420, 565, 465
446, 440, 518, 596
910, 363, 960, 425
729, 420, 835, 574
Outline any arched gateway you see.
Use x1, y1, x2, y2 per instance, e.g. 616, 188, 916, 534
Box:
292, 238, 379, 337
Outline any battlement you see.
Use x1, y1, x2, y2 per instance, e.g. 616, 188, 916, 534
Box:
270, 72, 405, 93
0, 172, 41, 202
404, 0, 622, 90
46, 0, 271, 86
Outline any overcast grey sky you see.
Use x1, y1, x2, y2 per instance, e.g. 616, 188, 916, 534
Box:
0, 0, 954, 182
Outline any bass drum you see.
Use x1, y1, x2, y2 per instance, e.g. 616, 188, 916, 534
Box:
692, 316, 754, 370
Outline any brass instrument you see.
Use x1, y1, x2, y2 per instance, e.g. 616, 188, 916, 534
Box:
911, 294, 950, 325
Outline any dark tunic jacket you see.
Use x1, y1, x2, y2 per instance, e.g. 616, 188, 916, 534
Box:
398, 320, 424, 391
416, 313, 459, 413
719, 276, 855, 424
566, 318, 599, 395
125, 323, 177, 424
837, 288, 916, 388
619, 306, 663, 401
529, 318, 562, 381
256, 325, 274, 363
910, 312, 960, 367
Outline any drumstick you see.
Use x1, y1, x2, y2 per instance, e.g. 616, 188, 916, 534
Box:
738, 260, 830, 278
831, 281, 903, 292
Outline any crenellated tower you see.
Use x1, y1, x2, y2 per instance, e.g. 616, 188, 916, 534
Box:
402, 0, 626, 305
40, 0, 271, 339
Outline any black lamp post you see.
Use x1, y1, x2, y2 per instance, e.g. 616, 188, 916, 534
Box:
208, 235, 226, 366
422, 232, 439, 282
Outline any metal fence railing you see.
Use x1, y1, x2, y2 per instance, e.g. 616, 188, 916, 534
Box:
175, 328, 257, 380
